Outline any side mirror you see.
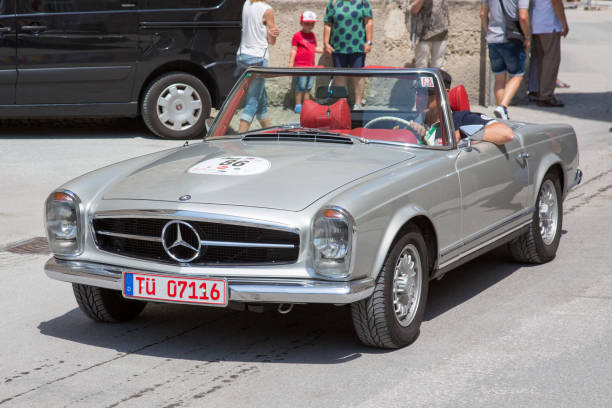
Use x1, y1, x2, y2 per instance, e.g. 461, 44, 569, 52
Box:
315, 85, 349, 99
459, 124, 484, 149
205, 117, 215, 135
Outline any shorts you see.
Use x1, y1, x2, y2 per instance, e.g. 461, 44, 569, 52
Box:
295, 76, 315, 92
488, 42, 526, 76
332, 52, 366, 68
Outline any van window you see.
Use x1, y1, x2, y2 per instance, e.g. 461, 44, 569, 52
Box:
23, 0, 124, 13
140, 0, 225, 9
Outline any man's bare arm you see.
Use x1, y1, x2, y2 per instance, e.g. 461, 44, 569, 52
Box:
482, 122, 514, 145
518, 8, 530, 53
551, 0, 569, 37
263, 9, 279, 45
410, 0, 425, 15
480, 4, 489, 31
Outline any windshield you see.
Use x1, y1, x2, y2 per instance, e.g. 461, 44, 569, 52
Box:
209, 70, 451, 147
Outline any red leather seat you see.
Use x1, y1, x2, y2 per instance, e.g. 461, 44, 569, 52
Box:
449, 85, 470, 111
300, 99, 351, 130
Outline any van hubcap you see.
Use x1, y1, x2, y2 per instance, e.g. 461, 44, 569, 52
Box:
157, 83, 202, 131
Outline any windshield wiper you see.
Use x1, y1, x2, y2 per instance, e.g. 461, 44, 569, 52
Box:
240, 125, 367, 144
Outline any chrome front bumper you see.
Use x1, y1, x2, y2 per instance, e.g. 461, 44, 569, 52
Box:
44, 257, 374, 304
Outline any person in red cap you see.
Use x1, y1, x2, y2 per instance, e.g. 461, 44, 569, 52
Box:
288, 10, 323, 113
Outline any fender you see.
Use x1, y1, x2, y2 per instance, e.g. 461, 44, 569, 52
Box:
531, 152, 564, 203
369, 204, 436, 280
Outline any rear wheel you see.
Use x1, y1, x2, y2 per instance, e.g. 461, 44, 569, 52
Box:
509, 171, 563, 263
141, 72, 211, 140
73, 283, 146, 322
351, 225, 429, 349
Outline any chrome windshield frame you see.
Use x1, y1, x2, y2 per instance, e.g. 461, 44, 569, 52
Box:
207, 67, 456, 150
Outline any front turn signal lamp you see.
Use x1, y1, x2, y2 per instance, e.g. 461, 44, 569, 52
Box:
45, 190, 82, 256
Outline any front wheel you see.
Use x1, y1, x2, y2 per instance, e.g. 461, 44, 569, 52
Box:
73, 283, 146, 322
351, 225, 429, 349
141, 72, 212, 140
508, 171, 563, 263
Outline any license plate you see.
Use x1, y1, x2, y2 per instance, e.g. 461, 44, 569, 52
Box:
123, 272, 227, 307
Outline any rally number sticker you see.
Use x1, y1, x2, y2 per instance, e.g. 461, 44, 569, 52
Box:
420, 77, 434, 88
188, 156, 271, 176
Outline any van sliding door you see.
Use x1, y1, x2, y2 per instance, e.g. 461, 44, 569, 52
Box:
16, 0, 138, 105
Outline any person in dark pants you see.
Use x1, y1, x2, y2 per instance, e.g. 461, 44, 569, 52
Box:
323, 0, 374, 109
529, 0, 569, 107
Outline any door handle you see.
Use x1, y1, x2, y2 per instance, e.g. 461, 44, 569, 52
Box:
0, 27, 11, 33
21, 25, 48, 32
516, 152, 530, 160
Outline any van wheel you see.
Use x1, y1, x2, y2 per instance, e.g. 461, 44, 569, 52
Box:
351, 225, 429, 349
142, 72, 211, 139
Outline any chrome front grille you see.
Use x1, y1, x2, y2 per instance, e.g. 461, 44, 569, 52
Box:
92, 217, 300, 265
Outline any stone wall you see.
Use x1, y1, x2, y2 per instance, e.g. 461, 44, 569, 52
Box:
265, 0, 485, 105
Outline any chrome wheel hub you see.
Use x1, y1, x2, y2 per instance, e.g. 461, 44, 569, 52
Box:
538, 179, 559, 245
157, 83, 202, 131
392, 244, 422, 327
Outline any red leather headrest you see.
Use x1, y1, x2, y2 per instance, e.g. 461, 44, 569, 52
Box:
449, 85, 470, 111
300, 99, 351, 130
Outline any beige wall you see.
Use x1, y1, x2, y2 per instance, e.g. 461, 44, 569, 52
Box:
264, 0, 485, 104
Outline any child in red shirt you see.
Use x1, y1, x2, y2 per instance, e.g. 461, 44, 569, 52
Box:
288, 11, 323, 113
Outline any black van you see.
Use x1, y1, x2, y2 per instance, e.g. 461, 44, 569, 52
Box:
0, 0, 242, 139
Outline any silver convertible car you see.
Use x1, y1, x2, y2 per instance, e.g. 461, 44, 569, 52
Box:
45, 68, 581, 349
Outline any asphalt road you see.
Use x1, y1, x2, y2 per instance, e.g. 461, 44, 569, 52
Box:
1, 7, 611, 408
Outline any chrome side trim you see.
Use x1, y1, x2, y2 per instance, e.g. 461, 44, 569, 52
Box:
93, 210, 300, 235
96, 231, 295, 249
438, 220, 531, 269
44, 258, 374, 304
97, 230, 162, 242
440, 207, 534, 257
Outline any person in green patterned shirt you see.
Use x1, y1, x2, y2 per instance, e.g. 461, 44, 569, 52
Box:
323, 0, 373, 109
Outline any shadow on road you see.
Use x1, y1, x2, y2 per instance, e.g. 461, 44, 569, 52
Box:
38, 247, 524, 363
425, 245, 523, 321
0, 118, 156, 139
516, 91, 612, 124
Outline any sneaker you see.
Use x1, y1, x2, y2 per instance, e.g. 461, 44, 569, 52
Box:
295, 104, 302, 114
494, 105, 509, 120
353, 103, 362, 110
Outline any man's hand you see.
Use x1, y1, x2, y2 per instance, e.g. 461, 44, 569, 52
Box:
561, 22, 569, 37
409, 120, 426, 139
268, 26, 280, 38
324, 43, 335, 54
523, 38, 530, 54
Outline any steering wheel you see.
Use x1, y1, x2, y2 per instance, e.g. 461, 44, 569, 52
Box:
363, 116, 415, 129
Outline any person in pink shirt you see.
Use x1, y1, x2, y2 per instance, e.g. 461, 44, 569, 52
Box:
288, 11, 323, 113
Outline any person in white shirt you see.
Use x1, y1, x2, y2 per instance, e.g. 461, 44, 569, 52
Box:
237, 0, 280, 132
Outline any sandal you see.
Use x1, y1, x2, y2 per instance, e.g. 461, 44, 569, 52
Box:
556, 79, 570, 88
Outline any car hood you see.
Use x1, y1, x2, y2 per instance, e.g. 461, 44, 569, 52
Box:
103, 138, 415, 211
